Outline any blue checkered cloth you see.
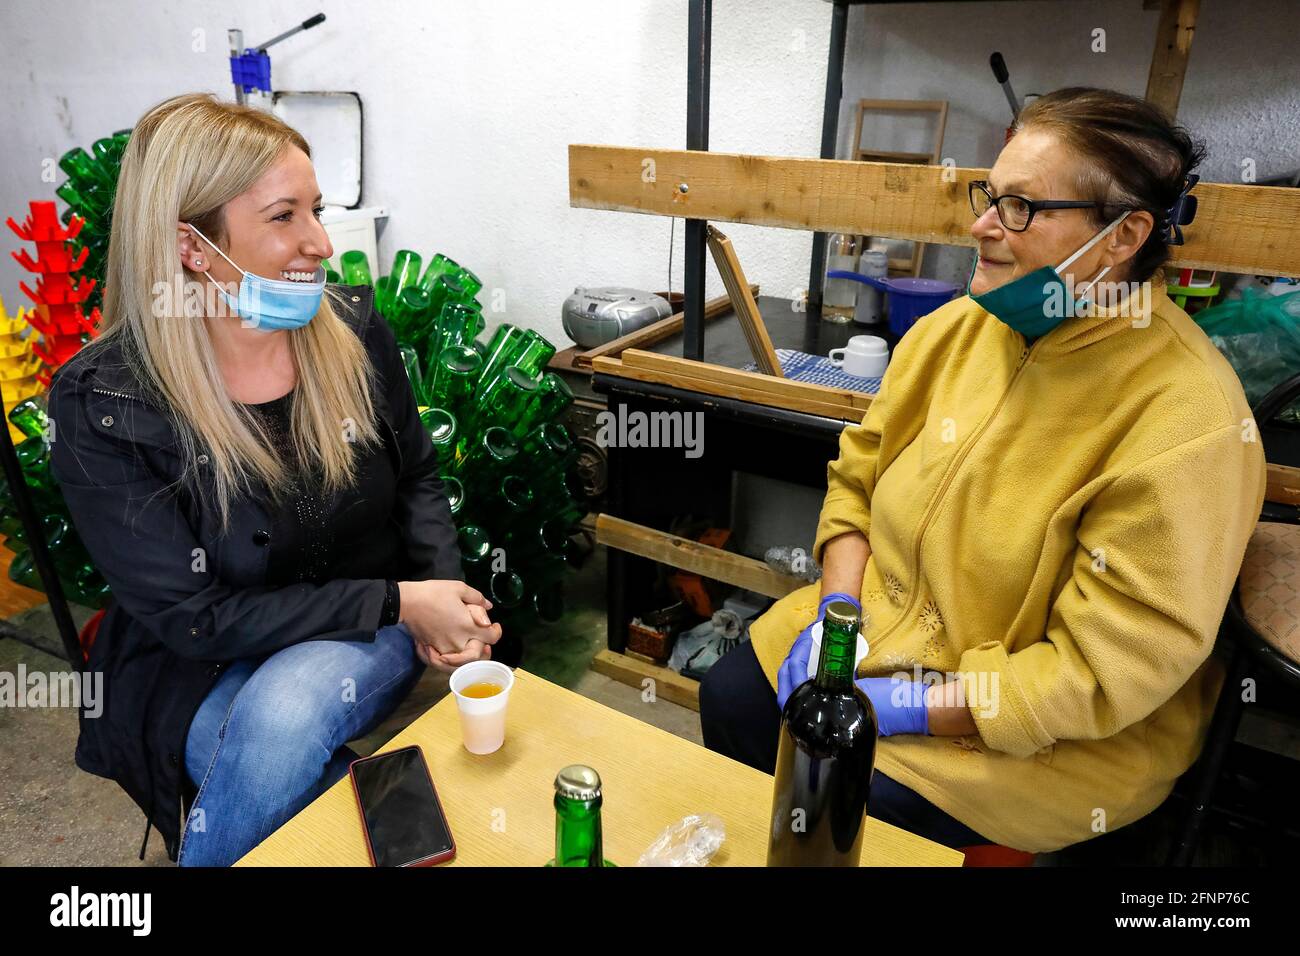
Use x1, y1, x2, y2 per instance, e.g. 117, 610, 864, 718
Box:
741, 349, 881, 394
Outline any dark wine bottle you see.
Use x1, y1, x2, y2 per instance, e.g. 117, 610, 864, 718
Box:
767, 600, 877, 866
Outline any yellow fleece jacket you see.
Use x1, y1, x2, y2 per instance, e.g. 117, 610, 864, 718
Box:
748, 283, 1265, 853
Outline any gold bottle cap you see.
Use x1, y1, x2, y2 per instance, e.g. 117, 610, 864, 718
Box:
554, 765, 602, 801
823, 600, 860, 629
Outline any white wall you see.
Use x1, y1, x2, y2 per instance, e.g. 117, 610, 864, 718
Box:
0, 0, 829, 348
2, 0, 1297, 348
839, 0, 1300, 286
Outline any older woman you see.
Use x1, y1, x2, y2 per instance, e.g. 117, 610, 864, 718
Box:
700, 87, 1266, 855
48, 93, 501, 866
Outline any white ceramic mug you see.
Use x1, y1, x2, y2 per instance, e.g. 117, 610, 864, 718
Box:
828, 335, 888, 379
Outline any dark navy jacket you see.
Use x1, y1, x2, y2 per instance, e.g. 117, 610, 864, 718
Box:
46, 285, 463, 861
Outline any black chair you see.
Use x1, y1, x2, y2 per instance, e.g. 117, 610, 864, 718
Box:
1167, 371, 1300, 865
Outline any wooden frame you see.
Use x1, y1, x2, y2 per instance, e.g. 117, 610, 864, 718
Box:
569, 145, 1300, 278
851, 98, 949, 276
704, 225, 782, 376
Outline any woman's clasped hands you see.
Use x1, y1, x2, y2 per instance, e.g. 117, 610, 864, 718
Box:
397, 580, 503, 674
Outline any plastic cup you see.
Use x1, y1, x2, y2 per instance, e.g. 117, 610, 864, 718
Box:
807, 621, 870, 681
449, 660, 515, 755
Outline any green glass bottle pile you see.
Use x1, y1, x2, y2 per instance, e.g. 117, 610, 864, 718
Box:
335, 250, 582, 636
0, 395, 111, 607
55, 130, 131, 314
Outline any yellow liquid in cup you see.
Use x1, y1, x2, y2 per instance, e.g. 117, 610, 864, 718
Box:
461, 682, 504, 699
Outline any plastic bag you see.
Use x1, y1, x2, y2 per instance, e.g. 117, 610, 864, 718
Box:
637, 813, 726, 866
667, 610, 745, 679
1194, 287, 1300, 422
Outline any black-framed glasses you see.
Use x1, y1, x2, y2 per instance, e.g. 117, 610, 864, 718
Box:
968, 180, 1105, 232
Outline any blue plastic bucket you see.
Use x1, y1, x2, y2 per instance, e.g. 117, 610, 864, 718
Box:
827, 271, 959, 336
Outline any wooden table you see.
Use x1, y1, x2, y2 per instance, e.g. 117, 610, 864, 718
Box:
236, 668, 963, 867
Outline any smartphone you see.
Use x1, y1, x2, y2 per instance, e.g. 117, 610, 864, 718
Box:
350, 745, 456, 867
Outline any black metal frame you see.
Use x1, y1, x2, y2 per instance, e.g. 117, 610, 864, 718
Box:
682, 0, 853, 345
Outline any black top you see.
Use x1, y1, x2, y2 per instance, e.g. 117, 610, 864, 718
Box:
243, 388, 402, 625
46, 285, 450, 861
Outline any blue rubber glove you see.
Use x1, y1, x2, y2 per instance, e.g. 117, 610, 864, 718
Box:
854, 676, 930, 736
775, 592, 860, 712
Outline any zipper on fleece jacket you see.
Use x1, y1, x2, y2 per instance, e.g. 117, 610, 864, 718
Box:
864, 339, 1040, 657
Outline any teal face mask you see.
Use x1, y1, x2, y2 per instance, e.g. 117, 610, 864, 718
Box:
185, 223, 325, 332
968, 211, 1130, 339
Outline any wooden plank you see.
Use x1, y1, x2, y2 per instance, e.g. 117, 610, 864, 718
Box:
1266, 463, 1300, 507
595, 513, 806, 599
705, 226, 782, 376
591, 649, 701, 711
573, 286, 754, 369
592, 354, 865, 422
569, 144, 1300, 278
1146, 0, 1200, 119
622, 348, 873, 411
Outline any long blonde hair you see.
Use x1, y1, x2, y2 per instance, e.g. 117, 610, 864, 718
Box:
94, 92, 381, 528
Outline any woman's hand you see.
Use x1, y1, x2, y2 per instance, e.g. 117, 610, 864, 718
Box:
414, 636, 493, 674
398, 580, 502, 657
775, 592, 862, 711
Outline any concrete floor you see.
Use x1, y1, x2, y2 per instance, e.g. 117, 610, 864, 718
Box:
0, 544, 703, 866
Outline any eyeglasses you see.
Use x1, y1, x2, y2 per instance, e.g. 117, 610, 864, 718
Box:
968, 180, 1107, 232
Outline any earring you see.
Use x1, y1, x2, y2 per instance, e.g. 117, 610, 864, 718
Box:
194, 257, 203, 266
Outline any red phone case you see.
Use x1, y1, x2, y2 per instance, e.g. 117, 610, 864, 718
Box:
350, 744, 457, 867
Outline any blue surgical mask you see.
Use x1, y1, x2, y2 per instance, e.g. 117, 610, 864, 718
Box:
968, 211, 1130, 339
185, 223, 325, 331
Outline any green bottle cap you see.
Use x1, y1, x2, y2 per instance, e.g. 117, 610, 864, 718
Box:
554, 765, 602, 801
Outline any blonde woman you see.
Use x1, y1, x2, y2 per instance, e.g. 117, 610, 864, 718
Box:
48, 93, 500, 866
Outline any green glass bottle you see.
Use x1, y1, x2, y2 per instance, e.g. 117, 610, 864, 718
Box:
389, 249, 423, 301
458, 524, 493, 581
8, 396, 50, 440
532, 586, 565, 624
439, 475, 465, 519
452, 426, 518, 480
514, 331, 557, 379
340, 250, 373, 286
433, 302, 481, 358
420, 407, 458, 460
513, 373, 574, 437
455, 267, 484, 301
426, 274, 467, 327
8, 549, 42, 592
374, 275, 395, 319
495, 474, 535, 523
392, 287, 433, 347
767, 600, 877, 867
472, 366, 539, 441
428, 346, 483, 423
477, 323, 528, 390
546, 765, 615, 867
419, 253, 460, 293
488, 569, 525, 609
399, 345, 425, 402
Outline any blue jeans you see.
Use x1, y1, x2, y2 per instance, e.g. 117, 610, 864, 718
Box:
177, 623, 425, 867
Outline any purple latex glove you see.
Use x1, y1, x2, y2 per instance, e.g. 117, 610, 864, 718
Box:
775, 592, 860, 712
854, 677, 930, 736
